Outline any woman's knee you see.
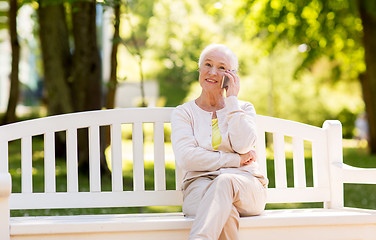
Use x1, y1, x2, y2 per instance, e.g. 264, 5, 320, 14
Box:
237, 178, 267, 216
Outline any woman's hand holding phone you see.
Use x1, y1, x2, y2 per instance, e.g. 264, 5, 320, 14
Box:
221, 75, 230, 89
223, 70, 239, 97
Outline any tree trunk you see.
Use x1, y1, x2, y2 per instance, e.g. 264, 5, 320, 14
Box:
2, 0, 19, 125
38, 0, 73, 115
359, 2, 376, 154
71, 0, 110, 175
71, 0, 102, 112
106, 4, 120, 110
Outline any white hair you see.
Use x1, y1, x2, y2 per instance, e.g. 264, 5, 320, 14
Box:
198, 43, 239, 71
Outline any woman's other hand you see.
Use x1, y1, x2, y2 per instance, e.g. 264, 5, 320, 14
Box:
239, 150, 256, 166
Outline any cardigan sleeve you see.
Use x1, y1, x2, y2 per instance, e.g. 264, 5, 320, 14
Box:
225, 96, 257, 154
171, 106, 240, 172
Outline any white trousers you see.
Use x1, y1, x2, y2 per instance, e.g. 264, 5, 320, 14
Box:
183, 173, 267, 240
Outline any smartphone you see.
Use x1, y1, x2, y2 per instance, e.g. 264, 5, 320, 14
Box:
221, 75, 230, 89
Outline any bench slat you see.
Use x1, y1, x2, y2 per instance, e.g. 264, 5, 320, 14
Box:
9, 191, 183, 209
21, 136, 33, 193
0, 108, 175, 142
8, 187, 330, 209
267, 187, 331, 203
66, 129, 79, 192
133, 122, 145, 191
273, 133, 287, 189
0, 141, 8, 172
292, 137, 306, 188
256, 115, 324, 141
111, 124, 123, 192
255, 129, 267, 177
89, 126, 101, 192
154, 122, 166, 191
312, 139, 330, 189
44, 132, 56, 193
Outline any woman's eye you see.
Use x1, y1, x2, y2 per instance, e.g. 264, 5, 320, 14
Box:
205, 63, 211, 67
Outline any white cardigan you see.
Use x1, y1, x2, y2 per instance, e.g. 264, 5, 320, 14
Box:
171, 96, 268, 189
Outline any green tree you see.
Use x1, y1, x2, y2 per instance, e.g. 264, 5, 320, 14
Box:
239, 0, 376, 154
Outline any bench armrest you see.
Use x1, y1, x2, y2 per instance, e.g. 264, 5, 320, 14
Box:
333, 162, 376, 184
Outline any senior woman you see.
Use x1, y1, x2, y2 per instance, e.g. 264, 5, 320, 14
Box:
171, 43, 268, 240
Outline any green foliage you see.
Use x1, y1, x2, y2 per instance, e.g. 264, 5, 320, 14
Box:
227, 0, 375, 128
183, 39, 364, 127
238, 0, 365, 82
146, 0, 215, 106
0, 1, 9, 38
337, 108, 357, 138
120, 0, 155, 53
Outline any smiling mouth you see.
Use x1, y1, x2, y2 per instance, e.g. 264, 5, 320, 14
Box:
206, 79, 218, 83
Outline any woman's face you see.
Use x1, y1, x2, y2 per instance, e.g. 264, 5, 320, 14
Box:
199, 49, 232, 92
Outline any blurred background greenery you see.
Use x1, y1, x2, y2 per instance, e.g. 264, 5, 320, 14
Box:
0, 0, 373, 137
1, 0, 376, 214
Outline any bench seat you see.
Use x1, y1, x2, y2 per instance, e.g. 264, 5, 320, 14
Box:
10, 208, 376, 240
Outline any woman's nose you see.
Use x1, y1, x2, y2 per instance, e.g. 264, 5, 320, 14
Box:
209, 67, 218, 75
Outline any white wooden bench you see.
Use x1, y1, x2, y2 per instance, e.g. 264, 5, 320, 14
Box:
1, 107, 376, 240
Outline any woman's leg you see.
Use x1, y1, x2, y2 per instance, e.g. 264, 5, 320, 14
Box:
218, 205, 239, 240
189, 173, 266, 240
182, 176, 215, 217
233, 174, 267, 217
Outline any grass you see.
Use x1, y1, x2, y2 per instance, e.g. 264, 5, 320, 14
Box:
8, 137, 376, 217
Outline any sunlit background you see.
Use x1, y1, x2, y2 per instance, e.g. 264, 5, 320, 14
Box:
2, 0, 376, 216
0, 0, 368, 133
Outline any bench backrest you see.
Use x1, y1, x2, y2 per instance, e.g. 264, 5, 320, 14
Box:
0, 107, 339, 210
